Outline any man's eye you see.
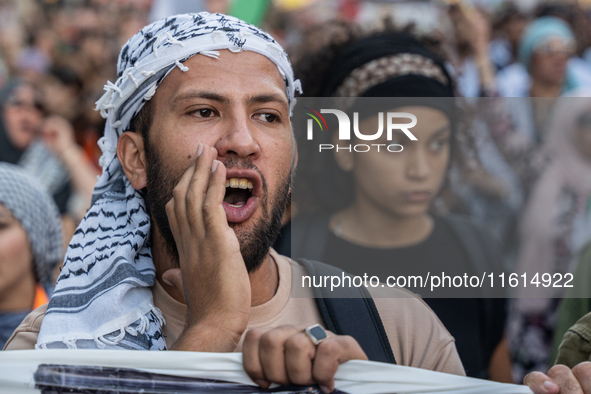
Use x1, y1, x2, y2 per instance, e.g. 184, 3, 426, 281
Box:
194, 109, 215, 118
255, 113, 278, 123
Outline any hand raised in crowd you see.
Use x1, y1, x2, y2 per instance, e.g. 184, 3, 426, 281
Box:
243, 325, 367, 393
460, 3, 492, 58
41, 115, 78, 161
41, 114, 99, 211
449, 2, 497, 94
525, 362, 591, 394
165, 143, 251, 352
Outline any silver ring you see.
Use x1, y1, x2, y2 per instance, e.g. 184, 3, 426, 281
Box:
304, 324, 328, 346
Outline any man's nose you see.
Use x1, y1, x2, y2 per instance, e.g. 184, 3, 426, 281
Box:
214, 112, 261, 159
405, 149, 431, 180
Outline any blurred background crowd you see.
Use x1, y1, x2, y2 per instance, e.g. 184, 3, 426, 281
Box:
2, 0, 591, 387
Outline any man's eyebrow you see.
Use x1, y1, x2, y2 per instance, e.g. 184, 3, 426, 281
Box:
247, 94, 289, 109
172, 91, 230, 106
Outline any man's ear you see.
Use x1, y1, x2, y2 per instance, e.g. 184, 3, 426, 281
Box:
332, 132, 354, 172
117, 131, 148, 190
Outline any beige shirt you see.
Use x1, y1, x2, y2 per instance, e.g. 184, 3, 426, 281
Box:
4, 250, 464, 375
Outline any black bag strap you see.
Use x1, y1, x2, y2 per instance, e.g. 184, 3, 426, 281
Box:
296, 258, 397, 364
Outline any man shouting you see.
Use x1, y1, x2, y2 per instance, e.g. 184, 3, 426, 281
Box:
5, 13, 464, 393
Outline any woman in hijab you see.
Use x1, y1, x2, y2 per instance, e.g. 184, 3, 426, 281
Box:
508, 89, 591, 381
0, 162, 63, 349
497, 16, 582, 98
491, 17, 588, 197
0, 79, 72, 213
291, 29, 511, 382
0, 78, 100, 223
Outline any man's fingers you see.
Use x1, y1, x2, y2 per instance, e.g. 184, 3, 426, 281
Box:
202, 159, 228, 231
243, 327, 368, 393
185, 145, 217, 231
547, 365, 584, 394
524, 371, 561, 394
525, 365, 586, 394
165, 199, 180, 241
572, 362, 591, 393
284, 332, 315, 385
242, 329, 269, 388
313, 335, 368, 394
258, 326, 301, 385
170, 144, 202, 233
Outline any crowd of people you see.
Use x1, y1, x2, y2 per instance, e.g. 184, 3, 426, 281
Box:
2, 0, 591, 392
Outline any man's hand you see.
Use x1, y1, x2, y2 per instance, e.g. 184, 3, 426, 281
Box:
165, 143, 251, 352
243, 325, 368, 393
525, 362, 591, 394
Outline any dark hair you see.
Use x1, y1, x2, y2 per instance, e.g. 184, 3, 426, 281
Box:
128, 99, 153, 143
49, 66, 84, 93
293, 20, 453, 98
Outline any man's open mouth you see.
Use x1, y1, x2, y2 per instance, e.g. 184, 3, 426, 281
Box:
224, 178, 254, 208
222, 173, 260, 223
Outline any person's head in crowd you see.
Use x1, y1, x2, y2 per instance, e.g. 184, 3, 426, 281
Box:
0, 162, 62, 314
539, 88, 591, 193
41, 66, 83, 122
16, 28, 56, 83
80, 32, 114, 71
546, 88, 591, 165
536, 2, 591, 54
295, 30, 463, 222
518, 16, 577, 94
515, 88, 591, 300
492, 2, 529, 58
534, 89, 591, 227
0, 80, 44, 156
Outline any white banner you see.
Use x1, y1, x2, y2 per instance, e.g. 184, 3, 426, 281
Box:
0, 350, 532, 394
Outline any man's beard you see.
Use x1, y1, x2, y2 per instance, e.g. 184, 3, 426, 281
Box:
143, 142, 290, 273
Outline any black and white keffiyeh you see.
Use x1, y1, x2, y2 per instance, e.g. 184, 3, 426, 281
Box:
36, 12, 300, 350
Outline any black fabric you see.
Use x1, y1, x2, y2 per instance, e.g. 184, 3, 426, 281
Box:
355, 83, 458, 124
319, 32, 454, 99
0, 120, 24, 165
296, 258, 397, 365
52, 179, 72, 214
322, 216, 472, 283
290, 214, 507, 379
0, 80, 28, 165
